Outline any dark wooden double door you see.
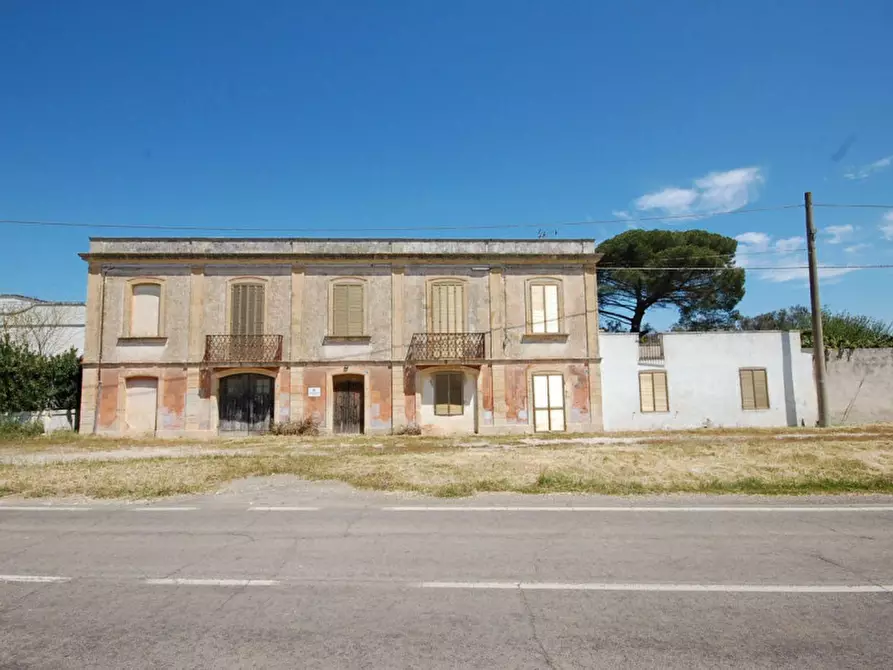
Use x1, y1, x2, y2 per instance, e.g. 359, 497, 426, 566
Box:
333, 377, 364, 434
219, 373, 274, 434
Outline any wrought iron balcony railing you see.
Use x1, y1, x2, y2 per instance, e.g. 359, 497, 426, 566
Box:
407, 332, 486, 362
638, 333, 664, 362
204, 335, 283, 364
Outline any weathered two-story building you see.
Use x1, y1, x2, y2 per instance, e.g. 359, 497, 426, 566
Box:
78, 238, 603, 437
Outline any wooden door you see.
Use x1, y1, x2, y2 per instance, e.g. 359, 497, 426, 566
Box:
333, 378, 364, 434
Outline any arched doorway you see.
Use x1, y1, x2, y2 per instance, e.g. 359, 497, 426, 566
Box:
219, 373, 274, 434
333, 375, 364, 434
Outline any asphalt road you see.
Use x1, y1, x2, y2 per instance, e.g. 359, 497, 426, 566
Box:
2, 481, 892, 669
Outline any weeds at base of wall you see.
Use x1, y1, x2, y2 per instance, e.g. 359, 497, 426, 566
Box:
0, 418, 45, 439
394, 423, 422, 436
270, 417, 320, 437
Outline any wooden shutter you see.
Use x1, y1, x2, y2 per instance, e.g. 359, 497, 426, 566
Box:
639, 372, 655, 412
231, 284, 264, 335
434, 372, 464, 416
753, 369, 769, 409
740, 369, 756, 410
653, 372, 669, 412
332, 284, 364, 337
431, 283, 465, 333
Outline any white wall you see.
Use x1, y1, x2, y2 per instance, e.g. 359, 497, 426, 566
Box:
600, 332, 817, 431
0, 296, 85, 356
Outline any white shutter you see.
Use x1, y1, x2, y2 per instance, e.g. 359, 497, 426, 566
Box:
653, 372, 669, 412
544, 284, 559, 333
530, 285, 545, 333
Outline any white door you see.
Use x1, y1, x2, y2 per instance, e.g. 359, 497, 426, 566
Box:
125, 378, 158, 435
532, 374, 565, 432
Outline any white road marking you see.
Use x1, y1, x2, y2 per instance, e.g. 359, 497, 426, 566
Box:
145, 578, 280, 586
249, 506, 321, 511
384, 506, 893, 512
0, 506, 90, 512
417, 582, 893, 593
131, 507, 199, 512
0, 575, 70, 583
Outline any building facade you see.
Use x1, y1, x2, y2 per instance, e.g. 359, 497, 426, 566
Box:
78, 238, 603, 437
600, 331, 818, 430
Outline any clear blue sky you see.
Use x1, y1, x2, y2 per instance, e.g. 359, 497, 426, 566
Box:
2, 0, 892, 327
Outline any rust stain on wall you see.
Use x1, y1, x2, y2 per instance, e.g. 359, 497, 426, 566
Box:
368, 367, 392, 429
568, 364, 590, 422
98, 369, 119, 429
162, 372, 188, 430
504, 364, 528, 423
481, 365, 493, 412
303, 367, 326, 421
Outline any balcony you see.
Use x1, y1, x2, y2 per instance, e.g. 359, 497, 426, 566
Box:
638, 333, 664, 363
203, 335, 283, 365
407, 332, 486, 363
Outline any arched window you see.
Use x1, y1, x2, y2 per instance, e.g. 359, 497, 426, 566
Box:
329, 278, 366, 337
527, 279, 563, 334
230, 281, 266, 335
126, 280, 163, 337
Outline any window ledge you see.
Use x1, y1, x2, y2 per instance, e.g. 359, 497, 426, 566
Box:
323, 335, 371, 345
521, 333, 570, 343
118, 336, 167, 344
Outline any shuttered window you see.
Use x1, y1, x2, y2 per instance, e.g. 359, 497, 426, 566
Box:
231, 284, 265, 335
331, 283, 365, 337
529, 283, 560, 333
130, 283, 161, 337
740, 368, 770, 410
430, 283, 465, 333
434, 372, 464, 416
639, 371, 669, 413
532, 374, 565, 432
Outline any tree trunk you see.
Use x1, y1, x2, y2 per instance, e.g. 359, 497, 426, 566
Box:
629, 306, 646, 333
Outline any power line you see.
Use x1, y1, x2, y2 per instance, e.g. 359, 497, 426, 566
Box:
0, 204, 801, 234
814, 203, 893, 210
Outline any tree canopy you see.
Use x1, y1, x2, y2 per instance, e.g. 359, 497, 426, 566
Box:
596, 229, 745, 332
673, 305, 893, 349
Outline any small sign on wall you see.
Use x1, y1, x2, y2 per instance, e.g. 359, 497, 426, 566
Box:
307, 387, 322, 398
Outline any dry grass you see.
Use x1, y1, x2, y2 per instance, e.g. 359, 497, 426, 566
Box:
1, 430, 892, 499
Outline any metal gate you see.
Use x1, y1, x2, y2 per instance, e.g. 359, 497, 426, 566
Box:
333, 377, 364, 434
219, 373, 274, 434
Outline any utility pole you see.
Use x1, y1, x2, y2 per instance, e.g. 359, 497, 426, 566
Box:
805, 192, 829, 427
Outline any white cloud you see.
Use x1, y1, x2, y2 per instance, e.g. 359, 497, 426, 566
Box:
824, 224, 854, 244
775, 236, 804, 253
844, 155, 893, 180
734, 231, 855, 283
611, 210, 632, 221
734, 231, 770, 251
633, 188, 699, 217
879, 211, 893, 240
845, 243, 870, 254
626, 166, 764, 220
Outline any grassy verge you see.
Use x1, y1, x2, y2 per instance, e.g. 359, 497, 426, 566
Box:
1, 433, 892, 498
